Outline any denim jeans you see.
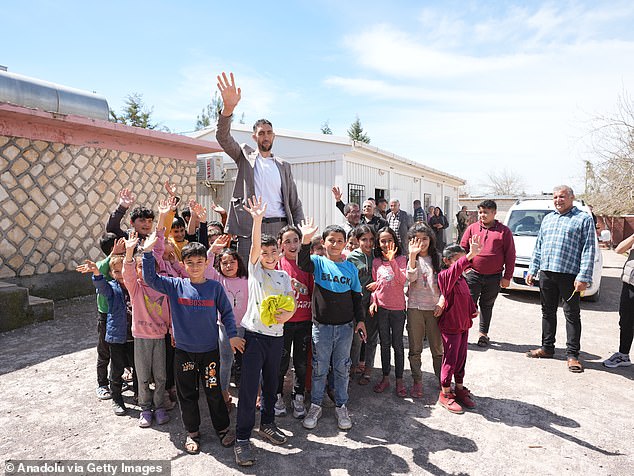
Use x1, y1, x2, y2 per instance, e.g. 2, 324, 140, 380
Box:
311, 321, 354, 407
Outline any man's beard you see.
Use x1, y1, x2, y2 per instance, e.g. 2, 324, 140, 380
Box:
259, 141, 273, 152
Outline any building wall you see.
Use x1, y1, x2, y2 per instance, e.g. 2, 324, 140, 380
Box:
0, 134, 196, 282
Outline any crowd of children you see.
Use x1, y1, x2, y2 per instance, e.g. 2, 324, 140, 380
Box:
77, 182, 491, 467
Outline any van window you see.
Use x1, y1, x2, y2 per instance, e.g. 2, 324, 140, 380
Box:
507, 210, 551, 236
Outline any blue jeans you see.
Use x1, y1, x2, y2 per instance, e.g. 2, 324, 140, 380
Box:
311, 321, 354, 407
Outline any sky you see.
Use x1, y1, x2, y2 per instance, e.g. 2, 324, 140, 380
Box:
3, 0, 634, 195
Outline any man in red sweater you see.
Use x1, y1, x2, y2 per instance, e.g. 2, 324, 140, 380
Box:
460, 200, 516, 347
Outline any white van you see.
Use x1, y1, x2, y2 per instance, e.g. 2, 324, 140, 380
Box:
503, 198, 603, 301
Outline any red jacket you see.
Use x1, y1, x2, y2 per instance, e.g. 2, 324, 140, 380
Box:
437, 256, 477, 334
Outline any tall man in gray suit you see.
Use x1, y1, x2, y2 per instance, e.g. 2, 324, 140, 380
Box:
216, 72, 304, 266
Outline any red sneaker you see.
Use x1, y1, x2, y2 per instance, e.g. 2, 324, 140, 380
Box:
454, 387, 476, 409
438, 391, 464, 414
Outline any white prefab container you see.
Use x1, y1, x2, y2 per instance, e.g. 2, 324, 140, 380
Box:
190, 125, 465, 237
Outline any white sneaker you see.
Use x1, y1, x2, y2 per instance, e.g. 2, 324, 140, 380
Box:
292, 394, 306, 419
603, 352, 632, 368
274, 393, 287, 416
302, 404, 322, 429
335, 404, 352, 430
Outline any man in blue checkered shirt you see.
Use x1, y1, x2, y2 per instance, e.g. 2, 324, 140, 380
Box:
525, 185, 597, 373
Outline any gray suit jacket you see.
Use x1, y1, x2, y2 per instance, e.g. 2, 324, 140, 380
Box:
216, 114, 304, 237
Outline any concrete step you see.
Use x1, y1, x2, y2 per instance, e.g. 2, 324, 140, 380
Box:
28, 295, 55, 324
0, 281, 55, 331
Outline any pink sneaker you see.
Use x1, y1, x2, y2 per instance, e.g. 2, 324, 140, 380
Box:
438, 391, 464, 414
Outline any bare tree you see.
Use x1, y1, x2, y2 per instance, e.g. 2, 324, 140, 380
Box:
583, 91, 634, 215
482, 168, 525, 195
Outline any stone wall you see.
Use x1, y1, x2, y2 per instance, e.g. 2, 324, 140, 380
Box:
0, 134, 197, 289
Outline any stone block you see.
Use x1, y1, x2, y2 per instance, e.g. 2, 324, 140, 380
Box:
42, 150, 56, 163
3, 145, 20, 160
53, 175, 66, 189
3, 199, 17, 216
0, 136, 9, 147
64, 184, 76, 197
14, 212, 29, 228
54, 191, 69, 207
44, 200, 59, 215
43, 183, 56, 197
50, 215, 64, 229
2, 171, 17, 188
46, 161, 62, 177
7, 227, 26, 244
68, 213, 82, 228
0, 184, 8, 202
20, 263, 35, 276
23, 200, 39, 219
23, 148, 40, 163
19, 173, 34, 189
34, 214, 47, 230
8, 254, 24, 269
30, 188, 46, 207
33, 140, 49, 151
103, 169, 116, 183
58, 150, 73, 167
30, 163, 44, 177
51, 262, 65, 273
13, 188, 28, 204
15, 138, 29, 149
45, 251, 60, 265
29, 226, 42, 239
21, 238, 35, 256
75, 154, 89, 169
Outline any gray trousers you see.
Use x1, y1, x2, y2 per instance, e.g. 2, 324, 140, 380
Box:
134, 337, 167, 411
236, 219, 288, 267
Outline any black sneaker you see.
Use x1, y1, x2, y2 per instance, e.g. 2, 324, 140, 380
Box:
258, 422, 288, 445
234, 440, 255, 466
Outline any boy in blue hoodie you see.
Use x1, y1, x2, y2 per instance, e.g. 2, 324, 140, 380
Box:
142, 234, 245, 454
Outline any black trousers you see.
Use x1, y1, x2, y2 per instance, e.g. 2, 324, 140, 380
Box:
165, 333, 175, 389
619, 283, 634, 354
97, 313, 110, 387
174, 347, 229, 434
465, 271, 501, 335
277, 320, 312, 396
109, 341, 136, 404
539, 271, 581, 357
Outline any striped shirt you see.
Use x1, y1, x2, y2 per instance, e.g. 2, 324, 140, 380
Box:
528, 206, 596, 283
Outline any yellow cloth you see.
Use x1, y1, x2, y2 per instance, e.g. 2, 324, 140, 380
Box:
260, 295, 295, 326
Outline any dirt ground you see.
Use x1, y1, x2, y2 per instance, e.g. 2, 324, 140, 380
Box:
0, 250, 632, 476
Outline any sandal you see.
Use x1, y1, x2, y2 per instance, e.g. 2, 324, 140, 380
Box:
567, 357, 584, 373
373, 379, 390, 393
396, 382, 407, 398
218, 427, 236, 448
358, 374, 371, 386
185, 433, 200, 455
526, 348, 554, 359
411, 382, 423, 398
477, 335, 490, 347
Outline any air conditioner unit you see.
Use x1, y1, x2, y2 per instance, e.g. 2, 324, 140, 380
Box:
197, 155, 225, 183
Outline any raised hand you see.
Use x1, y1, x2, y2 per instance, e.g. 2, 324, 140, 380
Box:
409, 237, 423, 256
192, 202, 207, 223
125, 231, 139, 251
143, 231, 159, 253
112, 237, 126, 255
244, 195, 267, 220
76, 259, 100, 276
210, 200, 226, 216
157, 199, 171, 216
298, 217, 319, 243
331, 186, 343, 202
164, 180, 177, 198
118, 188, 136, 208
468, 234, 482, 257
210, 234, 231, 254
217, 72, 241, 114
382, 241, 397, 261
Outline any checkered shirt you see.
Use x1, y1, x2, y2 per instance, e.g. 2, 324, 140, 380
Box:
528, 206, 596, 283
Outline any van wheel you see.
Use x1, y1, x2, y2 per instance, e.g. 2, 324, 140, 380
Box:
583, 287, 600, 302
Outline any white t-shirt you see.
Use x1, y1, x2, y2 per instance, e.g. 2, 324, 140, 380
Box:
254, 155, 285, 218
241, 258, 293, 337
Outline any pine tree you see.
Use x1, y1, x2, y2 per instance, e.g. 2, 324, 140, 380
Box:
321, 120, 333, 134
347, 115, 370, 143
109, 93, 160, 130
195, 92, 224, 130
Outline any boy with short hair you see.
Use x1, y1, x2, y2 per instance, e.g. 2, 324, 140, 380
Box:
106, 188, 155, 239
460, 199, 515, 347
298, 219, 367, 431
234, 196, 296, 467
142, 236, 244, 454
79, 254, 136, 416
